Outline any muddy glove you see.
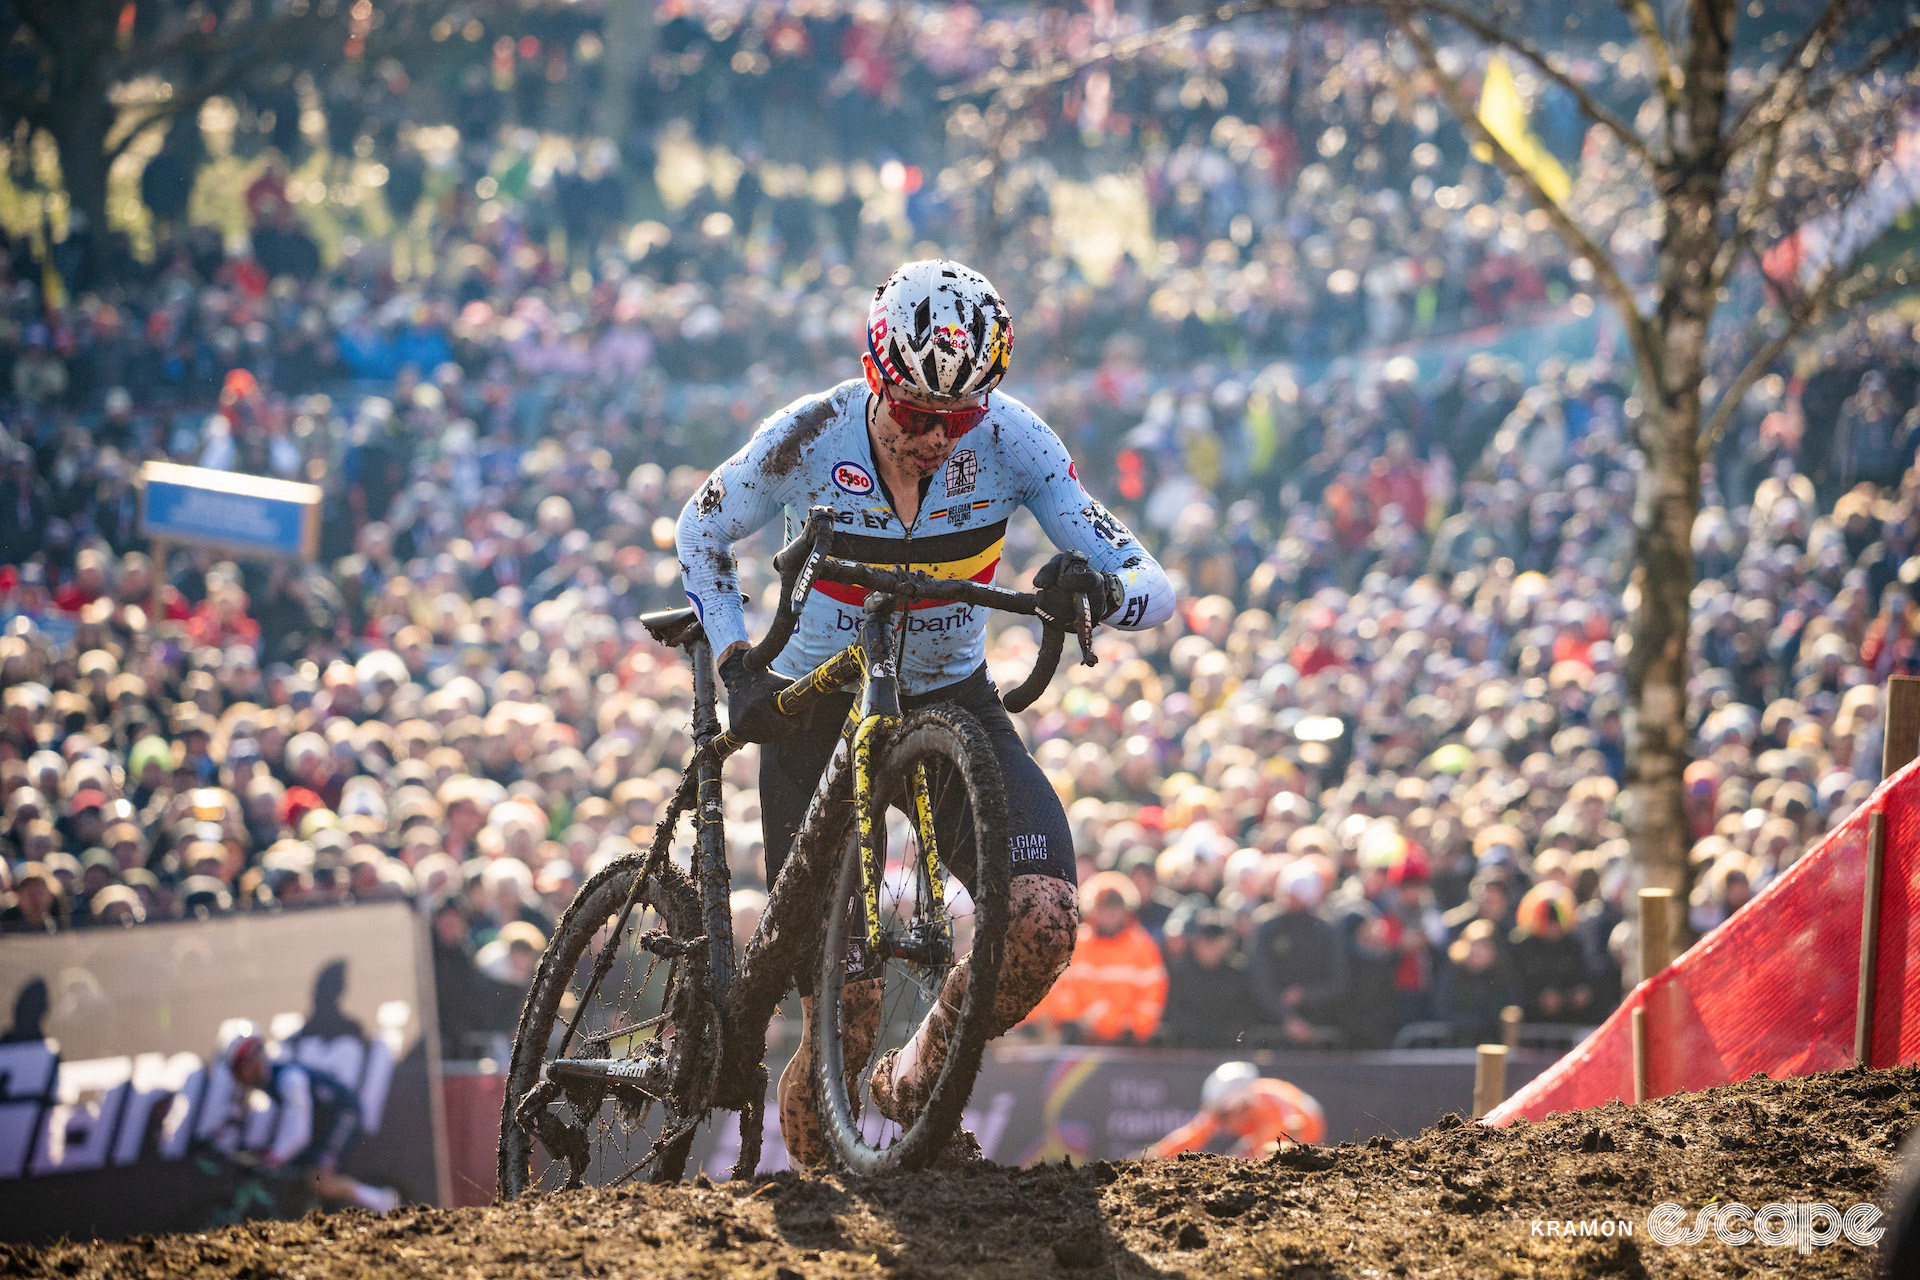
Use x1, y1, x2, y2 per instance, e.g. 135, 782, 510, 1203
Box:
1033, 552, 1121, 630
719, 651, 806, 743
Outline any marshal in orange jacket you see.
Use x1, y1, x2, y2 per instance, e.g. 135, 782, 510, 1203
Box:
1022, 920, 1168, 1044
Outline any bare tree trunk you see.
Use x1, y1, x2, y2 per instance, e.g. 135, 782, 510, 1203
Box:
45, 92, 114, 289
52, 105, 113, 239
595, 0, 656, 219
1624, 381, 1702, 956
1623, 0, 1736, 973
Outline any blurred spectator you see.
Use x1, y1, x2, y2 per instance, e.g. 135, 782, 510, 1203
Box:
1158, 906, 1254, 1049
1249, 860, 1345, 1045
1025, 871, 1167, 1044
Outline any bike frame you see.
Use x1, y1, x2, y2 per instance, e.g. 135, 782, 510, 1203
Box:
526, 544, 1090, 1181
697, 591, 947, 967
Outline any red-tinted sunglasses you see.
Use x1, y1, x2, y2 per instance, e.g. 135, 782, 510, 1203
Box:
878, 380, 990, 440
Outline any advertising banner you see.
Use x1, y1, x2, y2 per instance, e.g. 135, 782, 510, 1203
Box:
677, 1043, 1558, 1179
0, 904, 445, 1242
138, 461, 322, 561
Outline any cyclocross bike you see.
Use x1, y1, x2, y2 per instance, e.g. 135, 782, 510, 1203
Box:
498, 506, 1098, 1191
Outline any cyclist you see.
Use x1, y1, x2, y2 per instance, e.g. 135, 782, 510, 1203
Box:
1145, 1061, 1327, 1158
676, 258, 1174, 1167
223, 1031, 401, 1213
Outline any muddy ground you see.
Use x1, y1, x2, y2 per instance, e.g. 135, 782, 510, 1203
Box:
7, 1065, 1917, 1279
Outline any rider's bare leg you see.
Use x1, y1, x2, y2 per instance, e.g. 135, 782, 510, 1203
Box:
778, 975, 883, 1169
873, 875, 1077, 1122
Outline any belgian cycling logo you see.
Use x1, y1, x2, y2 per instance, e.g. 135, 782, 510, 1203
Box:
944, 449, 977, 496
833, 461, 876, 495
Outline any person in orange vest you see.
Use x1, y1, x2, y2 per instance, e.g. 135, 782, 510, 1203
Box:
1146, 1061, 1327, 1158
1023, 871, 1168, 1044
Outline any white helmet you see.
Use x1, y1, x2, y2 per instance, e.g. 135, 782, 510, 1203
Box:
866, 260, 1013, 401
1200, 1061, 1259, 1113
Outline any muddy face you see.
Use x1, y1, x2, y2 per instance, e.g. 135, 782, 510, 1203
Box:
870, 417, 958, 480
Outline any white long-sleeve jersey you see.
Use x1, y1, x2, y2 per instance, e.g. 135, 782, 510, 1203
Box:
675, 379, 1175, 693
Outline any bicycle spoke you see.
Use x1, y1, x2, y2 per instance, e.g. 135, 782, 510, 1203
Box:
503, 858, 707, 1195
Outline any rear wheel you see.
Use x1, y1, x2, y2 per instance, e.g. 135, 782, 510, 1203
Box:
811, 705, 1010, 1175
499, 851, 707, 1196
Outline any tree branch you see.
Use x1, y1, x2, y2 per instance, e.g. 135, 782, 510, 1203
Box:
939, 1, 1270, 102
1709, 108, 1786, 292
1789, 23, 1920, 129
1394, 8, 1664, 394
1393, 0, 1658, 168
104, 7, 346, 163
1725, 2, 1893, 154
942, 0, 1660, 168
1699, 249, 1920, 450
1619, 0, 1679, 111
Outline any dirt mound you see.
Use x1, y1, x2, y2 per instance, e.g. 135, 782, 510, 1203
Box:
9, 1066, 1917, 1279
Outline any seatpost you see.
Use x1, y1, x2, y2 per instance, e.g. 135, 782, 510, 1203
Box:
687, 633, 736, 1007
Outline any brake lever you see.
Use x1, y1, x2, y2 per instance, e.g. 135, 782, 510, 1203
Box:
1075, 593, 1096, 665
791, 543, 825, 612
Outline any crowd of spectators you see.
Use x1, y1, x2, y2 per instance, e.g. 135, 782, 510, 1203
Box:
3, 1, 1917, 1058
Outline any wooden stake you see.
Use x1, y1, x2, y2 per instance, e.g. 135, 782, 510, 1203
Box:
1473, 1044, 1509, 1118
1638, 887, 1674, 983
1884, 675, 1920, 776
1631, 1005, 1648, 1104
149, 538, 169, 626
1859, 676, 1920, 1067
1500, 1004, 1523, 1051
1856, 810, 1887, 1067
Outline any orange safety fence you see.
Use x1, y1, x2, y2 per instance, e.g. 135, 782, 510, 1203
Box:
1485, 754, 1920, 1125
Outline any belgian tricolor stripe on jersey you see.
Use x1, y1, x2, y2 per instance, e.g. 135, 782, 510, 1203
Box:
815, 519, 1007, 609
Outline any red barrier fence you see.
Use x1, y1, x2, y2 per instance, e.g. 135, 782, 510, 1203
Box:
441, 1065, 507, 1207
1486, 748, 1920, 1125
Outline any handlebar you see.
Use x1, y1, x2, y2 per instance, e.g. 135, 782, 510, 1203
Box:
743, 505, 1094, 712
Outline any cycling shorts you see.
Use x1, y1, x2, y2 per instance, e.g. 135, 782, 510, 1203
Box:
758, 664, 1077, 894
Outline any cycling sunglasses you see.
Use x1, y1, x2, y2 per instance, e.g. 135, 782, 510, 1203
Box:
877, 379, 991, 440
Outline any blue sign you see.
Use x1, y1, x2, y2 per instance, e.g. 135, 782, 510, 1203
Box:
139, 463, 322, 561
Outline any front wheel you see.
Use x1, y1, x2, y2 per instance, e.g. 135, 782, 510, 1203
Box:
812, 705, 1010, 1175
498, 851, 707, 1197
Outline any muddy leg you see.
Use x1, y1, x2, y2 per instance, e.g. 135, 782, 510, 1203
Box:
874, 876, 1078, 1121
777, 976, 884, 1170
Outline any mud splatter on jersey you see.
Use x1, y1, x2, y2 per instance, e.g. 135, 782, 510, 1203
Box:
675, 379, 1175, 693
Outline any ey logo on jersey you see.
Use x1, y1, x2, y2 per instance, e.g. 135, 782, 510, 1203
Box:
833, 461, 875, 495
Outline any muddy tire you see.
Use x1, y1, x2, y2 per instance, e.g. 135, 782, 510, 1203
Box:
811, 705, 1010, 1176
498, 851, 706, 1197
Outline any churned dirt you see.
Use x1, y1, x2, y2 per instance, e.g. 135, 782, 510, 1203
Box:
8, 1065, 1917, 1279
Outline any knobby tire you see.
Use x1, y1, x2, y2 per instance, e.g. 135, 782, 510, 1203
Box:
811, 704, 1010, 1175
498, 851, 705, 1197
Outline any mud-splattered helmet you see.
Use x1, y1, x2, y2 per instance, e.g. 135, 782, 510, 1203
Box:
865, 259, 1013, 401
